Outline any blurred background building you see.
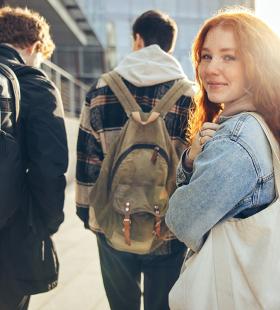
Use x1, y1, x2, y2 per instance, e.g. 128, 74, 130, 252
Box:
79, 0, 254, 78
1, 0, 255, 115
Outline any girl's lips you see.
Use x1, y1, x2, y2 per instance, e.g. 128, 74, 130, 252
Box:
207, 82, 227, 85
207, 82, 227, 89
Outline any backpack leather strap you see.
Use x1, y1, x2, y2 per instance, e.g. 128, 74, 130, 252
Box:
123, 202, 131, 246
102, 71, 141, 117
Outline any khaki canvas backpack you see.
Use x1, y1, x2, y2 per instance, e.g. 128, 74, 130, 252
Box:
89, 71, 191, 254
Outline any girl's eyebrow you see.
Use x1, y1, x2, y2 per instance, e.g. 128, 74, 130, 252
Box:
201, 47, 236, 52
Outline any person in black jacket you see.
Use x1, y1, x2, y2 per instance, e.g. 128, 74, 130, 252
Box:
0, 6, 68, 310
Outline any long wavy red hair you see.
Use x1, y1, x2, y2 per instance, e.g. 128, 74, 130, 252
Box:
188, 7, 280, 144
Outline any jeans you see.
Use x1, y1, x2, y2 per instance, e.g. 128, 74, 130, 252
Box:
97, 234, 186, 310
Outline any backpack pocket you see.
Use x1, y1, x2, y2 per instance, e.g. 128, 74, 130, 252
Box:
111, 145, 170, 215
106, 145, 171, 253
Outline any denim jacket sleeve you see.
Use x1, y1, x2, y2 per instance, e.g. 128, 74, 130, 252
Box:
166, 137, 258, 252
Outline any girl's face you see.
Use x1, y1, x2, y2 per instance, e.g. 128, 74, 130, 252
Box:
199, 25, 248, 107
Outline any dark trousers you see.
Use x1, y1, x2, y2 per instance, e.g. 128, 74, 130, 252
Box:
97, 234, 186, 310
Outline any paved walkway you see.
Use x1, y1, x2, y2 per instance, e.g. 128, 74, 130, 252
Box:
29, 118, 110, 310
29, 182, 110, 310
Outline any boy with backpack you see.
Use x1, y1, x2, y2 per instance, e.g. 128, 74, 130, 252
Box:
0, 6, 68, 310
76, 10, 193, 310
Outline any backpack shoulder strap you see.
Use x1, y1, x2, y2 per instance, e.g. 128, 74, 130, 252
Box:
0, 63, 20, 123
102, 71, 141, 117
152, 79, 192, 117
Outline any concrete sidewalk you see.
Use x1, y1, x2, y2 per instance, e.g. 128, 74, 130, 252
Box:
29, 117, 110, 310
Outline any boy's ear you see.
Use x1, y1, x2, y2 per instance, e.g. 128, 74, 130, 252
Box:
26, 41, 40, 55
133, 33, 145, 51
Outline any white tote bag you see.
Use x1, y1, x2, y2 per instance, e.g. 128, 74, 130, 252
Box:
169, 113, 280, 310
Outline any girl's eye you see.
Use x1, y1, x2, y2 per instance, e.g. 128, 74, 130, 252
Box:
223, 55, 236, 61
201, 54, 211, 60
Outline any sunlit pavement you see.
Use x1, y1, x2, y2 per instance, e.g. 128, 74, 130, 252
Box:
29, 117, 110, 310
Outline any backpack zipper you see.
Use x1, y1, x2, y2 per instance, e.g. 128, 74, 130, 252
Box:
42, 240, 45, 261
0, 131, 6, 153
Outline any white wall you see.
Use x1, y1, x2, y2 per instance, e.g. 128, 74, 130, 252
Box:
255, 0, 280, 35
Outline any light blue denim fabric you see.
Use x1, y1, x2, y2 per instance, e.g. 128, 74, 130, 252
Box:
165, 113, 275, 252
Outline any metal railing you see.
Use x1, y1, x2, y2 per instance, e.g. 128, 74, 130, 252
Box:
42, 59, 88, 117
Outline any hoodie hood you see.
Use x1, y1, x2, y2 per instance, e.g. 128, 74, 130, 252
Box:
114, 45, 188, 87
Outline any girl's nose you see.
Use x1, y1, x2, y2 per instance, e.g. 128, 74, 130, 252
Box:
205, 57, 222, 74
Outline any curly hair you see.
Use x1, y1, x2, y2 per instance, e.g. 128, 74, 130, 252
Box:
0, 6, 55, 59
188, 7, 280, 145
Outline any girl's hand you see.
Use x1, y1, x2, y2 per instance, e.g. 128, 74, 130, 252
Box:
187, 122, 220, 163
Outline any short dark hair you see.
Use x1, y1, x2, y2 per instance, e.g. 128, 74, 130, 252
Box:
132, 10, 177, 52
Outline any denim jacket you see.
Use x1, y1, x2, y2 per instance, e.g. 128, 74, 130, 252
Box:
165, 113, 275, 252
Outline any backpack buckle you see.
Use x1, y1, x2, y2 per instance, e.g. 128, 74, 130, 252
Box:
153, 205, 161, 238
123, 202, 131, 246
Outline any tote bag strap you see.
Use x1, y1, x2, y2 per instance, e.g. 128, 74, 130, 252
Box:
247, 112, 280, 196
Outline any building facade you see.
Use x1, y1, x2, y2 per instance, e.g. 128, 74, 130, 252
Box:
77, 0, 255, 78
2, 0, 255, 81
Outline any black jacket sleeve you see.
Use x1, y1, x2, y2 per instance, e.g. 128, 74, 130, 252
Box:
18, 69, 68, 234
